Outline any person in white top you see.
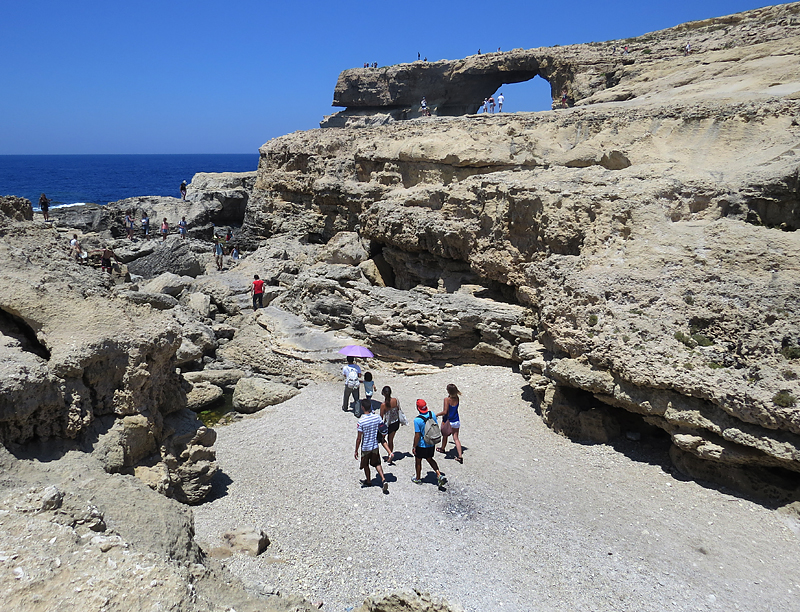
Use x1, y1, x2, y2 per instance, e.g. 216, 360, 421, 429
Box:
342, 356, 362, 413
497, 92, 504, 112
355, 399, 389, 492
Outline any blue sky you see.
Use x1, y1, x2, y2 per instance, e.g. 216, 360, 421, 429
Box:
0, 1, 774, 154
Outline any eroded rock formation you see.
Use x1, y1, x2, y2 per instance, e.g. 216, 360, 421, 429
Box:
245, 4, 800, 501
325, 2, 800, 125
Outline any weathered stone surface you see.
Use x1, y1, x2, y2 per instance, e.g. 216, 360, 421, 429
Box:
186, 381, 224, 412
355, 591, 462, 612
183, 368, 246, 388
141, 272, 193, 296
220, 527, 270, 556
127, 239, 204, 278
119, 289, 180, 310
332, 3, 800, 118
242, 4, 800, 494
186, 171, 257, 224
0, 196, 34, 223
232, 378, 300, 413
316, 231, 369, 265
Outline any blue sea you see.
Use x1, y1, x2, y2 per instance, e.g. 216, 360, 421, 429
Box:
0, 154, 259, 208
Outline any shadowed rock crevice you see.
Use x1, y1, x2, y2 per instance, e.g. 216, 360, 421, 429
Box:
0, 307, 50, 360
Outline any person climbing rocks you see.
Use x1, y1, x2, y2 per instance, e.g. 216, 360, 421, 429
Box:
39, 194, 51, 221
91, 245, 120, 274
355, 399, 389, 493
412, 399, 446, 488
161, 218, 169, 242
125, 212, 135, 240
342, 356, 362, 413
214, 238, 225, 270
178, 216, 187, 239
180, 180, 187, 200
251, 274, 264, 310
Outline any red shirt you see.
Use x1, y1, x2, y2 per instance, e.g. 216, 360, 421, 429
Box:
252, 279, 264, 294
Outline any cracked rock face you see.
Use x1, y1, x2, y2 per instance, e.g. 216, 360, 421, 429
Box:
244, 6, 800, 499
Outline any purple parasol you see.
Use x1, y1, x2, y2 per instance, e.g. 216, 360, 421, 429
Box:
337, 345, 374, 358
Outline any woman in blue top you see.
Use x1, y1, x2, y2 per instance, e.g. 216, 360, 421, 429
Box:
436, 383, 463, 463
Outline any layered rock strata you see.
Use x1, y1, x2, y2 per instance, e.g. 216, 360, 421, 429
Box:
325, 2, 800, 124
244, 8, 800, 500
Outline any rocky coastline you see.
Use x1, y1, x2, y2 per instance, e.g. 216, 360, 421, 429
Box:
1, 3, 799, 610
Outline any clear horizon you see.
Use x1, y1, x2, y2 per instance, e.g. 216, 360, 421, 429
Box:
1, 1, 776, 155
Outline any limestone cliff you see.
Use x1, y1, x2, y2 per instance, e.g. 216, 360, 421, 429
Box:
243, 4, 800, 500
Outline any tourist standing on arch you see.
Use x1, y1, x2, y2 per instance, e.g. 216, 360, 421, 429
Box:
489, 96, 495, 113
497, 92, 504, 112
180, 180, 187, 200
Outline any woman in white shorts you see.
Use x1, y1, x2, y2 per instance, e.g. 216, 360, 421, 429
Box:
437, 383, 463, 463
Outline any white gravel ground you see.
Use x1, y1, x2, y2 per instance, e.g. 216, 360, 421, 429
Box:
192, 365, 800, 612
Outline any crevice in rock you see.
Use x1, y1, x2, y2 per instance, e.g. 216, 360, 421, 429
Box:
0, 307, 50, 360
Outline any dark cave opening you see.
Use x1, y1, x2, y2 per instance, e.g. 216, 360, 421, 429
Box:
0, 308, 50, 360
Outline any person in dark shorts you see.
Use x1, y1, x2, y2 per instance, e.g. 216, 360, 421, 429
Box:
91, 245, 120, 273
412, 399, 446, 487
39, 194, 51, 221
379, 385, 402, 464
180, 181, 187, 200
355, 399, 388, 493
251, 274, 264, 310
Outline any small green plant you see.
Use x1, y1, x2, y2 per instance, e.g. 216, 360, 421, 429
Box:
588, 314, 598, 327
684, 362, 694, 370
773, 391, 797, 407
675, 331, 696, 348
691, 333, 714, 347
683, 294, 695, 305
622, 335, 630, 343
782, 370, 798, 381
642, 48, 652, 54
781, 346, 800, 360
707, 361, 725, 369
630, 308, 644, 315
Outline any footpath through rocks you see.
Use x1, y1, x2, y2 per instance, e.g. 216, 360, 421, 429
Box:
192, 365, 800, 612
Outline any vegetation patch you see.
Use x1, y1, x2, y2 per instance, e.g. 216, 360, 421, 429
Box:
588, 314, 598, 327
782, 370, 798, 381
781, 346, 800, 360
773, 391, 797, 408
675, 331, 696, 348
691, 333, 714, 347
684, 362, 694, 370
707, 361, 725, 369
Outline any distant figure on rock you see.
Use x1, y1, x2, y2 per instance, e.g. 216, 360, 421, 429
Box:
180, 180, 187, 200
420, 97, 430, 117
69, 234, 86, 263
214, 238, 225, 270
623, 45, 629, 55
225, 228, 233, 242
436, 383, 463, 463
482, 98, 489, 114
685, 42, 691, 56
418, 52, 421, 60
489, 96, 495, 113
161, 218, 169, 242
424, 57, 427, 62
478, 48, 481, 55
125, 212, 135, 240
342, 356, 362, 413
231, 245, 240, 261
178, 216, 187, 239
411, 399, 446, 488
561, 88, 568, 108
141, 212, 150, 237
92, 245, 120, 274
355, 398, 389, 493
38, 194, 51, 221
251, 274, 264, 310
497, 92, 504, 112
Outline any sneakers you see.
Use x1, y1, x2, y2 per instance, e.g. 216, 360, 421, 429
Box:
411, 477, 423, 485
437, 474, 447, 487
382, 481, 389, 494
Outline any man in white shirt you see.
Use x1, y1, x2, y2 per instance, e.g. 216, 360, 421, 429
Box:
497, 92, 505, 112
354, 399, 389, 493
342, 356, 362, 413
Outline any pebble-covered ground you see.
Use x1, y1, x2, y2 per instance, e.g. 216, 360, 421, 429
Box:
192, 365, 800, 612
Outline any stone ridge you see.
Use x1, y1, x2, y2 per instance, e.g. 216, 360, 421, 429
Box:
329, 1, 800, 120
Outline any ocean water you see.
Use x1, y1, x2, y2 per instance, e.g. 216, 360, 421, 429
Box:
0, 154, 259, 208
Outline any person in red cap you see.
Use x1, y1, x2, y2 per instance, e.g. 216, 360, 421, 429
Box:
411, 399, 446, 488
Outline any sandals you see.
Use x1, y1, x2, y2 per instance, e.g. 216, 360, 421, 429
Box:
436, 447, 446, 454
457, 457, 463, 464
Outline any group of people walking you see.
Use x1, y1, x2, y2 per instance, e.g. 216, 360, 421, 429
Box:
481, 93, 504, 114
344, 356, 463, 493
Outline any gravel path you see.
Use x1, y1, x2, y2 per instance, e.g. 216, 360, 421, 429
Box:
193, 365, 800, 612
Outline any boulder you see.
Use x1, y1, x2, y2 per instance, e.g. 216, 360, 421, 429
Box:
186, 381, 224, 412
0, 196, 34, 223
120, 290, 179, 310
317, 231, 368, 265
220, 527, 270, 556
141, 272, 193, 297
183, 368, 246, 388
186, 292, 212, 317
232, 378, 300, 413
125, 240, 203, 278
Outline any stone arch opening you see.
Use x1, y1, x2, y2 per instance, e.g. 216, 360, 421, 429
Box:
0, 307, 50, 360
489, 75, 554, 113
